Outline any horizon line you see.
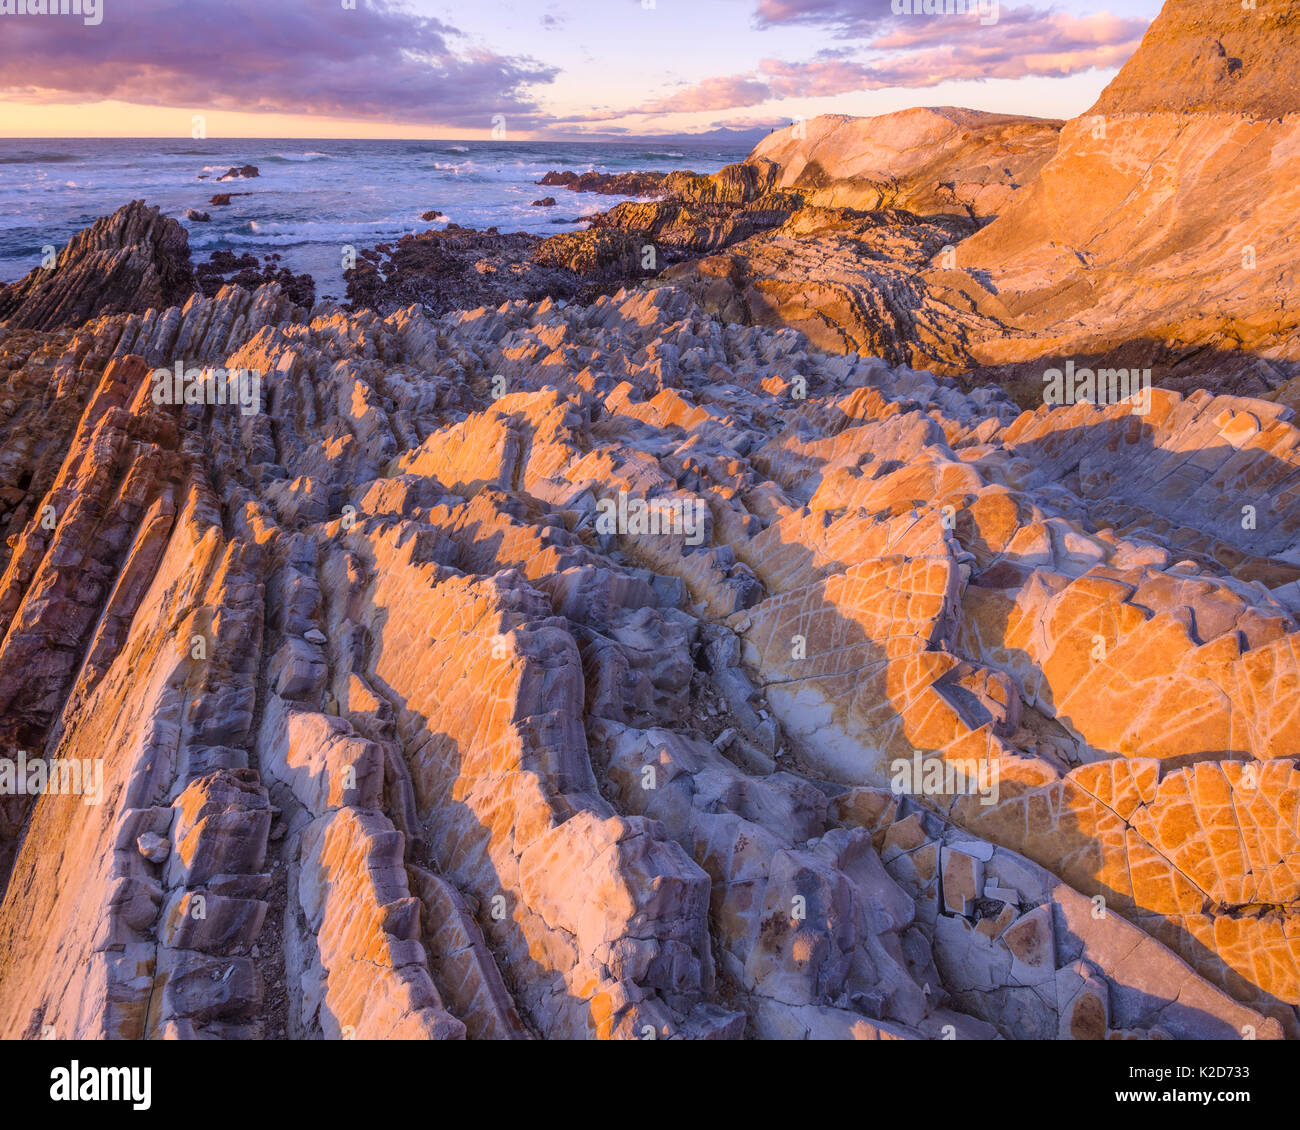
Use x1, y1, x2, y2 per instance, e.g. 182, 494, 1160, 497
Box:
0, 133, 774, 142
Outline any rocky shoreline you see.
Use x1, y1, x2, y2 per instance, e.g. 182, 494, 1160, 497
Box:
0, 0, 1297, 1043
53, 88, 1289, 409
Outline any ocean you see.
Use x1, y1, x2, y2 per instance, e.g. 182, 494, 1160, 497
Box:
0, 138, 751, 301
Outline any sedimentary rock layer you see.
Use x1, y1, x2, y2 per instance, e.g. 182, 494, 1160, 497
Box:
0, 201, 195, 333
0, 263, 1295, 1038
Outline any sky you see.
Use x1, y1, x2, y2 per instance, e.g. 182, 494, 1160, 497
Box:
0, 0, 1165, 139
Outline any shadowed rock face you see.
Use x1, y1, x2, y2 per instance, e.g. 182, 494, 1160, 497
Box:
537, 169, 679, 196
583, 162, 807, 255
343, 225, 653, 317
0, 228, 1296, 1038
197, 250, 316, 309
0, 200, 196, 333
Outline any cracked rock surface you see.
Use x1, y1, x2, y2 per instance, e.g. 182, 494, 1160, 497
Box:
0, 245, 1295, 1039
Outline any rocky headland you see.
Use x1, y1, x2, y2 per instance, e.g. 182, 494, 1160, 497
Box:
652, 2, 1300, 402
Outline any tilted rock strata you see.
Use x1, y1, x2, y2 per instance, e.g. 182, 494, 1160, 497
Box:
657, 205, 982, 367
0, 268, 1295, 1038
0, 200, 195, 333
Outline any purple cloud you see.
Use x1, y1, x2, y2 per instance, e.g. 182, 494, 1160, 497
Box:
636, 76, 776, 114
626, 4, 1147, 112
0, 0, 557, 127
753, 0, 896, 36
